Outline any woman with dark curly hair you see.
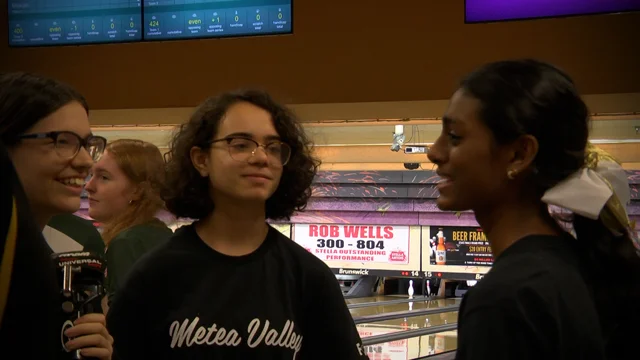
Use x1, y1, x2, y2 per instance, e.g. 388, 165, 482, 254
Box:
106, 90, 369, 359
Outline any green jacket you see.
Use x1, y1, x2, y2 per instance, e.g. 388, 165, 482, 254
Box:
105, 219, 172, 306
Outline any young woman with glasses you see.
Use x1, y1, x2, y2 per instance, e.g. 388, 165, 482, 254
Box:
0, 72, 113, 359
106, 90, 370, 359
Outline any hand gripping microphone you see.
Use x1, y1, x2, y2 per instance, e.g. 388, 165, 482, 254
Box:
51, 251, 106, 360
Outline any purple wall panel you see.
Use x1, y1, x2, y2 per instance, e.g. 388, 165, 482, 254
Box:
306, 198, 415, 212
289, 211, 420, 225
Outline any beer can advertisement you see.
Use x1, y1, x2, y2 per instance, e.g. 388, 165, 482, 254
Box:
428, 226, 494, 266
293, 224, 411, 265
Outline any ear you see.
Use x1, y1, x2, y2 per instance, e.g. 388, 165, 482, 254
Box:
507, 134, 539, 175
190, 146, 210, 177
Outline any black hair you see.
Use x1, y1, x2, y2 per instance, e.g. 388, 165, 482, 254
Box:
0, 72, 89, 146
162, 89, 320, 220
460, 59, 640, 356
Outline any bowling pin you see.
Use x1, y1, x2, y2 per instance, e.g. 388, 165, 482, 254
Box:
408, 301, 413, 311
408, 280, 414, 299
426, 280, 431, 297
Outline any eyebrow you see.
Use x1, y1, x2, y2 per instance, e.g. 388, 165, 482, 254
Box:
225, 132, 281, 141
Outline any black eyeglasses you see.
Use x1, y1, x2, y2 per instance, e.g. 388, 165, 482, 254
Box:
209, 137, 292, 166
18, 131, 107, 161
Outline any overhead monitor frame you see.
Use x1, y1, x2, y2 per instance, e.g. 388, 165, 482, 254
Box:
464, 0, 640, 24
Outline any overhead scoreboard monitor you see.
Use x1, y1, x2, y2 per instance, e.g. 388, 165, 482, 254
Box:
8, 0, 142, 47
143, 0, 292, 41
465, 0, 640, 23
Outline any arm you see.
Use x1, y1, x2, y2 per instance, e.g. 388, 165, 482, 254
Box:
105, 237, 138, 307
299, 267, 369, 360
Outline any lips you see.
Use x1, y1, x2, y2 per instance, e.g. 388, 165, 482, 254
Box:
243, 174, 272, 180
436, 172, 453, 190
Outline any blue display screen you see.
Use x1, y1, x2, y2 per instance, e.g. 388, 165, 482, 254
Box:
8, 0, 143, 47
143, 0, 292, 41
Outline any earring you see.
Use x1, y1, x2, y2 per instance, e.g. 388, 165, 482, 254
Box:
507, 170, 517, 180
129, 199, 133, 205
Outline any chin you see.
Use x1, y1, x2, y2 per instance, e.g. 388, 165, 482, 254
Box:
238, 189, 274, 202
436, 196, 464, 212
56, 198, 82, 214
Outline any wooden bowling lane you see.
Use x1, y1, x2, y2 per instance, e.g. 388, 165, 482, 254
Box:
344, 295, 402, 305
349, 298, 461, 318
358, 314, 458, 359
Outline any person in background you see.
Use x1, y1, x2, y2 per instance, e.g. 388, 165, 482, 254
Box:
427, 59, 640, 360
44, 213, 105, 254
0, 72, 113, 359
107, 90, 369, 359
85, 139, 172, 310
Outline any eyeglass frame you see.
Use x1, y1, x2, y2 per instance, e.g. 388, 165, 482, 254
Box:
17, 131, 107, 161
207, 136, 292, 166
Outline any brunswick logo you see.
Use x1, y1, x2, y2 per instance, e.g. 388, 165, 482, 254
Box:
338, 269, 369, 275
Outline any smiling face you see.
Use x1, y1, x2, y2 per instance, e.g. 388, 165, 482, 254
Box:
85, 150, 138, 223
8, 101, 94, 222
191, 101, 284, 205
427, 89, 515, 212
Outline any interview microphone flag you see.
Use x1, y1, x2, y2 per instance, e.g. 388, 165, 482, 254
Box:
51, 251, 105, 360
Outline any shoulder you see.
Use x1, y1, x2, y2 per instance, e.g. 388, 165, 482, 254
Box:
270, 226, 336, 281
463, 235, 591, 313
110, 220, 173, 247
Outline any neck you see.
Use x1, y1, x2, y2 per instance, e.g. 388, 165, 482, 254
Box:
474, 200, 560, 258
196, 199, 269, 256
37, 214, 52, 231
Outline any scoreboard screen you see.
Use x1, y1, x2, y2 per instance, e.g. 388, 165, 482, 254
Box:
143, 0, 292, 41
465, 0, 640, 23
8, 0, 143, 47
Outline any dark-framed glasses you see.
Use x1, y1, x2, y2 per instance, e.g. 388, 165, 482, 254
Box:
18, 131, 107, 161
209, 137, 292, 166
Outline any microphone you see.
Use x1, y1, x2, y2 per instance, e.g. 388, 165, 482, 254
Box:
51, 251, 106, 360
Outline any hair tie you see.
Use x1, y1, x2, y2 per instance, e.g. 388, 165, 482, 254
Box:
541, 144, 639, 254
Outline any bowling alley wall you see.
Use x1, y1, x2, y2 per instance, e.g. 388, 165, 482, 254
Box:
75, 169, 638, 280
281, 169, 640, 279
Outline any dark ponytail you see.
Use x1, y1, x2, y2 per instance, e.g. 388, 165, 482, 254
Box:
460, 59, 640, 358
573, 215, 640, 358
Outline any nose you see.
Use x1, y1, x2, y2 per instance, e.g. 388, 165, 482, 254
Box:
427, 136, 447, 166
85, 174, 96, 193
248, 146, 269, 165
72, 146, 95, 170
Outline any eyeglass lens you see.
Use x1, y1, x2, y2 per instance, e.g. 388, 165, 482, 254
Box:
55, 132, 105, 161
227, 138, 291, 165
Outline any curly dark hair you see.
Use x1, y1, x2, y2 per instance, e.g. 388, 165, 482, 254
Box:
162, 89, 320, 221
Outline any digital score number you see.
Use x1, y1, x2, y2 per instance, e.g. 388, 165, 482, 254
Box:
13, 25, 24, 35
211, 12, 221, 24
316, 238, 386, 250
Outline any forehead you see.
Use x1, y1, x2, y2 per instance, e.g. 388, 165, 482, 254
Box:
444, 90, 483, 129
27, 101, 91, 137
217, 101, 278, 140
92, 150, 119, 173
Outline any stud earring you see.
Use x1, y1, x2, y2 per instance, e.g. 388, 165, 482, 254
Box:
507, 170, 517, 180
129, 199, 133, 205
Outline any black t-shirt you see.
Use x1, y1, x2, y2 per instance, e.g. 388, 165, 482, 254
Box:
107, 223, 369, 360
0, 142, 62, 358
455, 234, 605, 360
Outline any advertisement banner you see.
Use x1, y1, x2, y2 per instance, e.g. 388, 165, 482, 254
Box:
428, 226, 494, 266
294, 224, 411, 265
